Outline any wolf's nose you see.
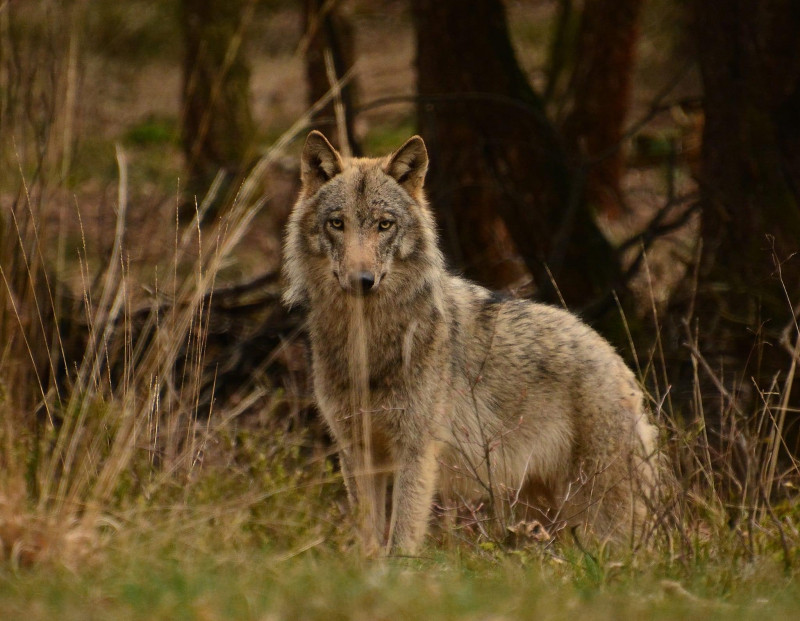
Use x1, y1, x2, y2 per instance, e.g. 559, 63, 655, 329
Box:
351, 271, 376, 293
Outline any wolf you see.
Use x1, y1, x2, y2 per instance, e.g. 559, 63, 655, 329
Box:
282, 130, 663, 555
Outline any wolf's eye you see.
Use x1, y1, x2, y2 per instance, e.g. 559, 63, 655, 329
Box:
328, 218, 344, 230
378, 220, 394, 231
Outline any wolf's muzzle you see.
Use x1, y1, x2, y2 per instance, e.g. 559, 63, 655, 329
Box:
349, 270, 376, 294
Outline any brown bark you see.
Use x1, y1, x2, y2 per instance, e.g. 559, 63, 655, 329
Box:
180, 0, 254, 211
303, 0, 360, 155
412, 0, 621, 307
561, 0, 644, 220
681, 0, 800, 445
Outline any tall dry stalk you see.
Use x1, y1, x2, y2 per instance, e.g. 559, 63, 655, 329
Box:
0, 17, 351, 558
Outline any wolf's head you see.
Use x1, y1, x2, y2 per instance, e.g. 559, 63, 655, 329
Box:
282, 131, 443, 306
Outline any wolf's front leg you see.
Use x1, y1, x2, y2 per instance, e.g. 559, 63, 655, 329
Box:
386, 440, 439, 555
323, 413, 381, 554
337, 443, 389, 556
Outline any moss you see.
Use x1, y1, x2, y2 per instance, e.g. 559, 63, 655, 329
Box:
123, 116, 178, 148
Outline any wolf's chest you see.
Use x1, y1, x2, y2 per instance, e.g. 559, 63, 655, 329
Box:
310, 324, 405, 392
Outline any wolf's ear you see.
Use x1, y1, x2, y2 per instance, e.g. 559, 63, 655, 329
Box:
301, 131, 343, 195
385, 135, 428, 197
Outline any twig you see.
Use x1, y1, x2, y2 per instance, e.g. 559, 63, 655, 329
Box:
681, 318, 743, 417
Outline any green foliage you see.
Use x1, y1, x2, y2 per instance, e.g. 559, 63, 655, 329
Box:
123, 116, 178, 148
362, 119, 418, 156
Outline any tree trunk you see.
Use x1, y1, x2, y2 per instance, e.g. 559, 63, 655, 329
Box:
303, 0, 360, 155
683, 0, 800, 448
561, 0, 644, 220
412, 0, 621, 307
180, 0, 254, 214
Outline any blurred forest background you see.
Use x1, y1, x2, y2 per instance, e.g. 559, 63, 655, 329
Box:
1, 0, 800, 577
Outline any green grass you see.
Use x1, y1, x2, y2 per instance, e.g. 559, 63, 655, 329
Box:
1, 414, 799, 620
2, 526, 798, 621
